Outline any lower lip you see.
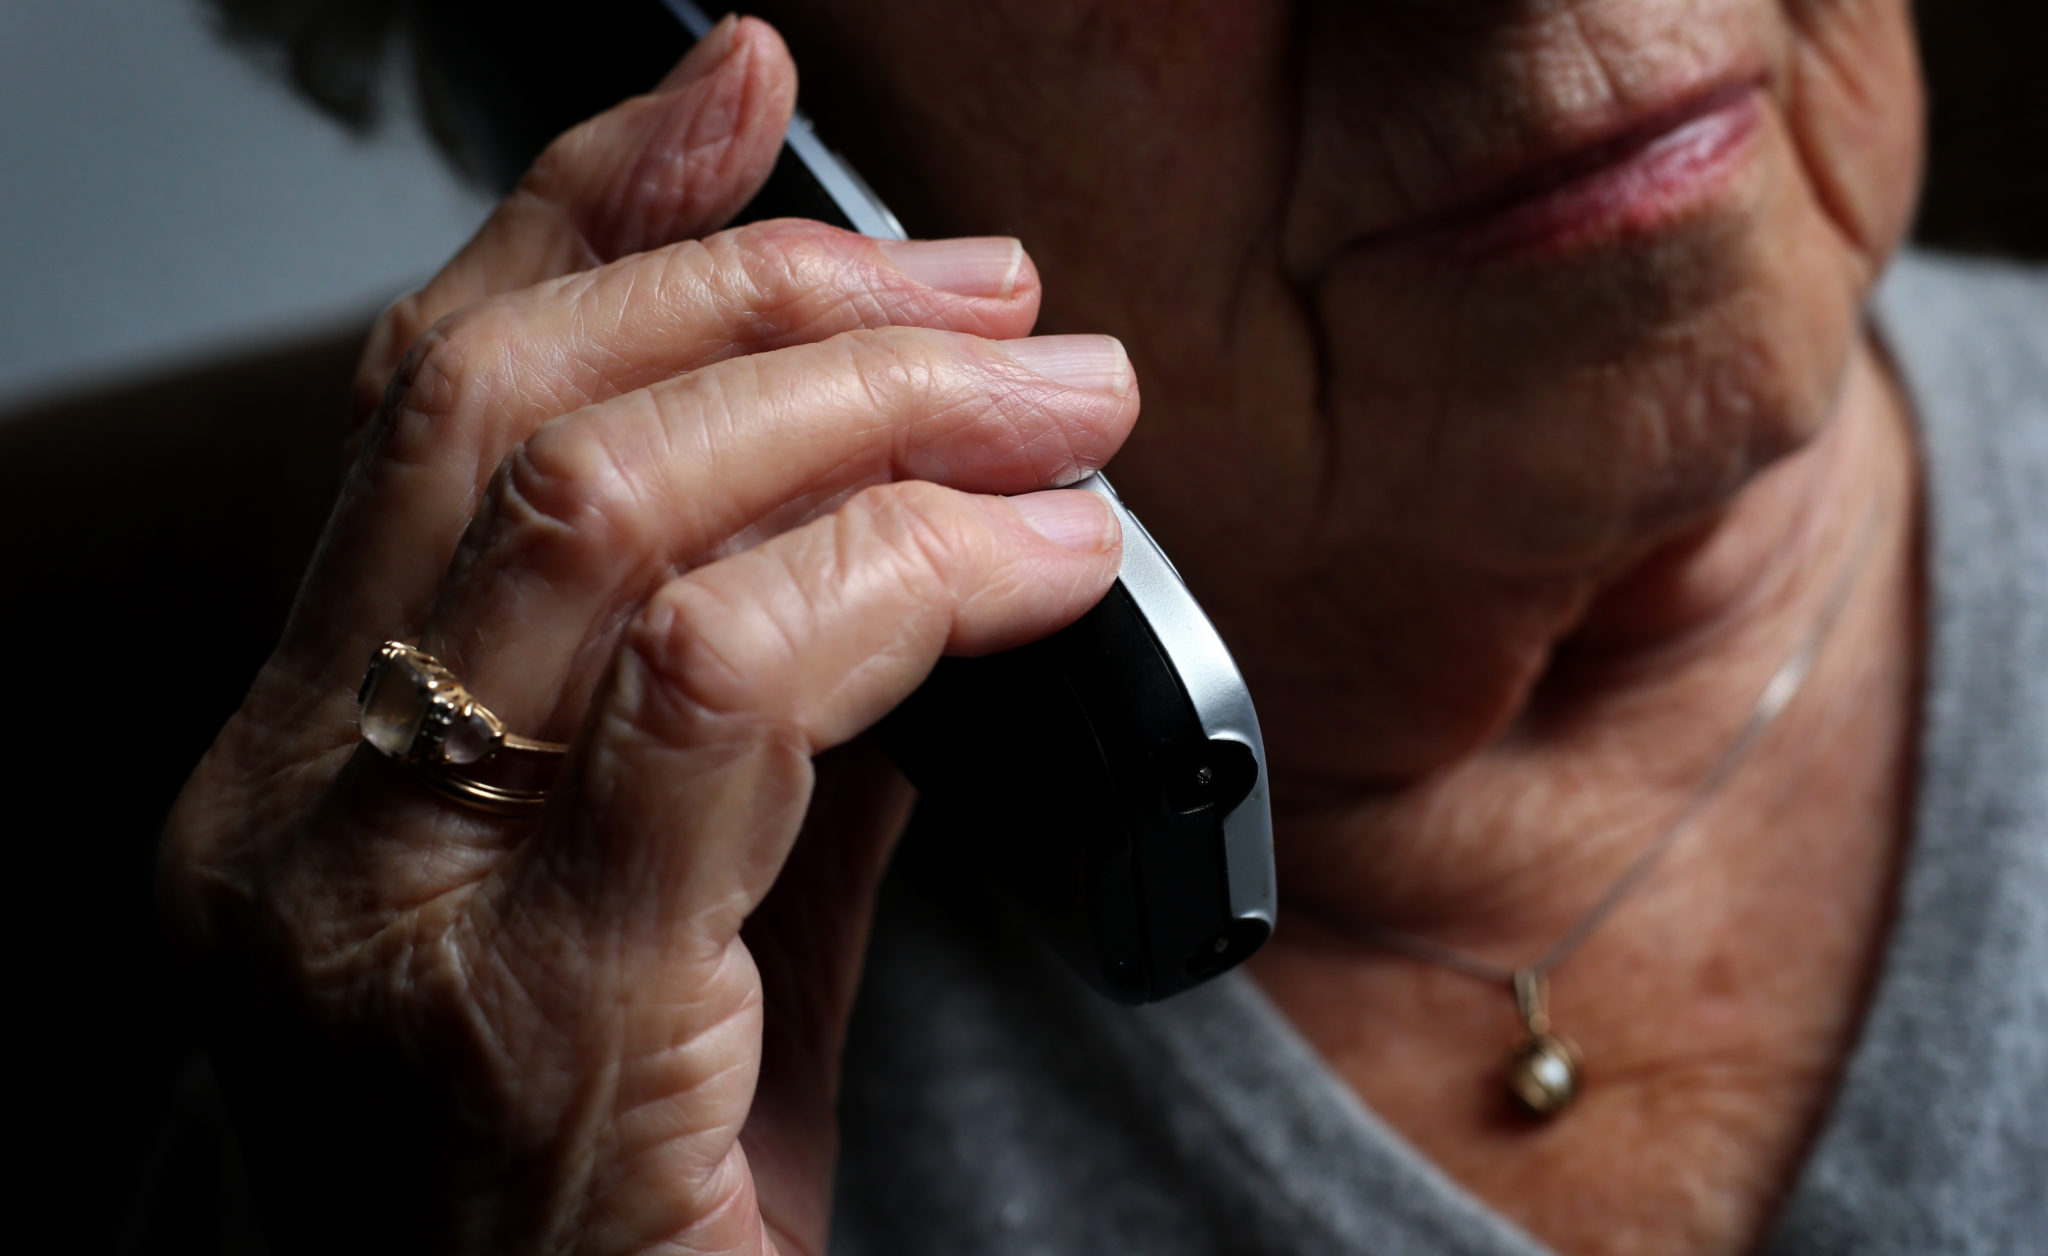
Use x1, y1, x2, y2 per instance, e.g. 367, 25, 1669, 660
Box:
1401, 86, 1765, 261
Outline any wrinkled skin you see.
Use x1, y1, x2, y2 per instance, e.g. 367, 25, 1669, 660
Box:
161, 3, 1926, 1255
769, 0, 1921, 778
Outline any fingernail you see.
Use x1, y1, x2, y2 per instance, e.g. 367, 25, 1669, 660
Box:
1001, 334, 1133, 397
655, 13, 741, 92
1009, 490, 1120, 552
877, 237, 1024, 298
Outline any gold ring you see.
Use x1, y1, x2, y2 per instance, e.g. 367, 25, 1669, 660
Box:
357, 641, 569, 816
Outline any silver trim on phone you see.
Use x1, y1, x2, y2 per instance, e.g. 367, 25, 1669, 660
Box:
1074, 479, 1276, 929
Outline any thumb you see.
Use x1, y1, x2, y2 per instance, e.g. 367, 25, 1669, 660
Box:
532, 13, 798, 261
354, 15, 797, 417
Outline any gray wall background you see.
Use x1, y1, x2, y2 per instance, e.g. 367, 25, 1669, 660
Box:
0, 0, 492, 412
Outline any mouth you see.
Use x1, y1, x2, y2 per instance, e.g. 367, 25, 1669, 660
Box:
1363, 80, 1767, 261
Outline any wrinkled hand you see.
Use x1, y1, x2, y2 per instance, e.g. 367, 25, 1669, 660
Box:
159, 18, 1134, 1256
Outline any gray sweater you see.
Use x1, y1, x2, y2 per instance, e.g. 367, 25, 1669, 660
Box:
830, 252, 2048, 1256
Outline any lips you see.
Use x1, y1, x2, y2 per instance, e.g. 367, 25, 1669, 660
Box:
1363, 80, 1768, 260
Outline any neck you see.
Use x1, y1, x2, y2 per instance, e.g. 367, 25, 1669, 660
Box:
1251, 334, 1917, 955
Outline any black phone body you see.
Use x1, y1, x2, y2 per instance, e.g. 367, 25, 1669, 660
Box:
659, 0, 1276, 1003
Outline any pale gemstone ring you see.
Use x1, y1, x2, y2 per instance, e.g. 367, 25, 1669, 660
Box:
356, 641, 569, 815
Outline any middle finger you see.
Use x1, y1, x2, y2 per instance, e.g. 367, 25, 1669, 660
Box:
423, 327, 1138, 737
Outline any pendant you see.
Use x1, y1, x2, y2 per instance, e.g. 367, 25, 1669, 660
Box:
1507, 971, 1582, 1118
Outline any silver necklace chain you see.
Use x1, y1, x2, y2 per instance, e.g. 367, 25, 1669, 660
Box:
1361, 506, 1884, 991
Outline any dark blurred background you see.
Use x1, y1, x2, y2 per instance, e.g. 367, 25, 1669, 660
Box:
1917, 6, 2048, 258
0, 2, 2040, 1251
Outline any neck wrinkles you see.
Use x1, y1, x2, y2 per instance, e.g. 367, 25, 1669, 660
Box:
1258, 333, 1918, 956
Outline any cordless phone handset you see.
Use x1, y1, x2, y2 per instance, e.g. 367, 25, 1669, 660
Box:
656, 0, 1275, 1002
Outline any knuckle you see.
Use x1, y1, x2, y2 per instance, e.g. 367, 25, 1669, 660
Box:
520, 124, 595, 203
373, 290, 435, 364
834, 326, 954, 410
646, 366, 758, 510
642, 235, 722, 317
616, 482, 988, 754
381, 325, 460, 448
371, 302, 524, 469
626, 577, 798, 730
483, 411, 657, 567
841, 481, 972, 599
714, 220, 886, 346
834, 329, 1049, 471
728, 219, 843, 288
640, 236, 759, 363
671, 220, 980, 356
355, 290, 434, 418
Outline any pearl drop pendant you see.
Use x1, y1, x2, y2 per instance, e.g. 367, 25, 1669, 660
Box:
1508, 1030, 1583, 1116
1508, 970, 1583, 1119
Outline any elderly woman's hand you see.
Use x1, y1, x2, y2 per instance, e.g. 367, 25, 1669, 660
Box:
158, 19, 1133, 1256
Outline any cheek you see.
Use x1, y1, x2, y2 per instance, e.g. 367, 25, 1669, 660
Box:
1778, 0, 1925, 273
